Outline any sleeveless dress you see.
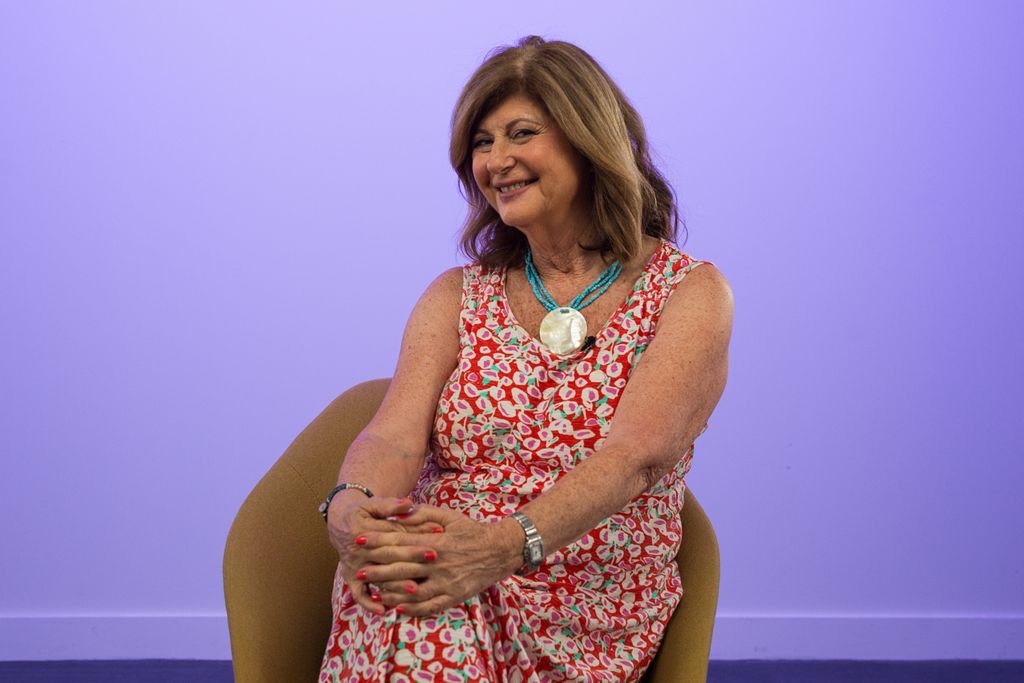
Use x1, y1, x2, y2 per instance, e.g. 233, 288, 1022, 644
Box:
319, 240, 713, 682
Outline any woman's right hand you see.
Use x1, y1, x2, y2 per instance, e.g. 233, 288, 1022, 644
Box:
326, 495, 440, 615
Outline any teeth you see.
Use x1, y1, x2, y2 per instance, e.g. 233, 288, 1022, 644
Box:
499, 180, 531, 193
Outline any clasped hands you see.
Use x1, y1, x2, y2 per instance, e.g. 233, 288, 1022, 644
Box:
327, 496, 519, 617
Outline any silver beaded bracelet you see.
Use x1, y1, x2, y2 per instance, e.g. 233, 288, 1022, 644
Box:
318, 483, 374, 522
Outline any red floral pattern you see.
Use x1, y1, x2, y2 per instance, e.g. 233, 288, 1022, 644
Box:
320, 241, 712, 682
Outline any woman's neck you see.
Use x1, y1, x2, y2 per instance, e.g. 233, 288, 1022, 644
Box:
525, 234, 611, 284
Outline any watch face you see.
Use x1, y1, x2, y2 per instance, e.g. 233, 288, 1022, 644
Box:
526, 541, 544, 565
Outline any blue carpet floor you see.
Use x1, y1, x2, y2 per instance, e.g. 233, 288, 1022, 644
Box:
710, 659, 1024, 682
0, 659, 1022, 681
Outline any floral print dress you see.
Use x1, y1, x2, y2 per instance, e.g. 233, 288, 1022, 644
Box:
320, 240, 712, 682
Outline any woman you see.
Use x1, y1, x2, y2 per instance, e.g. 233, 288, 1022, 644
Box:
319, 36, 733, 682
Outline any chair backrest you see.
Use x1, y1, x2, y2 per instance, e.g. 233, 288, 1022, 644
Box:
224, 378, 719, 683
642, 486, 721, 682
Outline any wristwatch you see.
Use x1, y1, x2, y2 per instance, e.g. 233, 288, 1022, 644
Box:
510, 511, 545, 575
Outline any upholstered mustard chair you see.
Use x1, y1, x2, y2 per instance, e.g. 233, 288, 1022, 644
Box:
224, 379, 720, 682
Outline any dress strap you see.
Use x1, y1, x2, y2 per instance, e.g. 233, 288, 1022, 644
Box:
632, 242, 715, 336
458, 263, 500, 341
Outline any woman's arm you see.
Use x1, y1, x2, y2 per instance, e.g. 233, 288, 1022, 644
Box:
363, 263, 734, 616
325, 266, 463, 611
511, 263, 734, 553
335, 267, 463, 494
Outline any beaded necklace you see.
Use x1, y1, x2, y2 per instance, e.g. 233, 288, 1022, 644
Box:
524, 247, 622, 355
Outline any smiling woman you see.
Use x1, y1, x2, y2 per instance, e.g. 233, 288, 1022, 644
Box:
469, 95, 592, 241
317, 35, 733, 682
449, 37, 681, 271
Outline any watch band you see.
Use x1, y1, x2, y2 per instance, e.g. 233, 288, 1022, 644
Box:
510, 511, 545, 575
318, 483, 374, 522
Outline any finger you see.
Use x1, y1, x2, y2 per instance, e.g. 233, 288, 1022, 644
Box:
363, 528, 446, 549
365, 581, 388, 605
347, 513, 432, 551
360, 496, 416, 520
363, 544, 438, 566
347, 575, 385, 615
393, 506, 452, 527
350, 514, 409, 535
399, 521, 446, 535
344, 518, 413, 550
333, 515, 406, 557
358, 561, 434, 584
376, 579, 425, 603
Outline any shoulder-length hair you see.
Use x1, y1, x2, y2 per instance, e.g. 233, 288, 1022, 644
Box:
450, 36, 683, 269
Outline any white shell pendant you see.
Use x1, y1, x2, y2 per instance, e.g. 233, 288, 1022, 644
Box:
539, 307, 588, 356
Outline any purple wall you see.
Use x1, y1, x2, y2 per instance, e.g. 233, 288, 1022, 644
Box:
2, 0, 1022, 660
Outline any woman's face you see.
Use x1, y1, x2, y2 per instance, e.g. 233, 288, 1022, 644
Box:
471, 94, 591, 237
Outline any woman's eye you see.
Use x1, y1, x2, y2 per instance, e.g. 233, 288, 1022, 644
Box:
472, 138, 492, 149
512, 129, 536, 140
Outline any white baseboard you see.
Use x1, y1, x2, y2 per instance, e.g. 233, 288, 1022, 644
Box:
710, 614, 1024, 660
0, 614, 1021, 661
0, 615, 230, 661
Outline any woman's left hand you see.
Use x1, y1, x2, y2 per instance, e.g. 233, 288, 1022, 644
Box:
355, 504, 522, 617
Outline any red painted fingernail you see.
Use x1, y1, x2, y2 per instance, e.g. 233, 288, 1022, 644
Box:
432, 527, 444, 534
356, 569, 367, 580
395, 605, 405, 615
405, 584, 416, 594
355, 536, 367, 546
424, 550, 437, 562
371, 593, 381, 602
396, 513, 412, 519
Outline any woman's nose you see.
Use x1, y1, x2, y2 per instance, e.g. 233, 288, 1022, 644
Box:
486, 139, 514, 175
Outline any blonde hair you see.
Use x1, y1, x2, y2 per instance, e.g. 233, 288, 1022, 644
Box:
450, 36, 682, 269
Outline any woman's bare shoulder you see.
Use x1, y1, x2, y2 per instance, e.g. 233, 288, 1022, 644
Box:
362, 266, 464, 452
433, 266, 465, 290
675, 261, 733, 313
402, 266, 465, 353
655, 261, 733, 350
416, 266, 464, 317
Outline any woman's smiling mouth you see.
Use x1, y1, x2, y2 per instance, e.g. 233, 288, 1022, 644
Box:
496, 178, 538, 198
